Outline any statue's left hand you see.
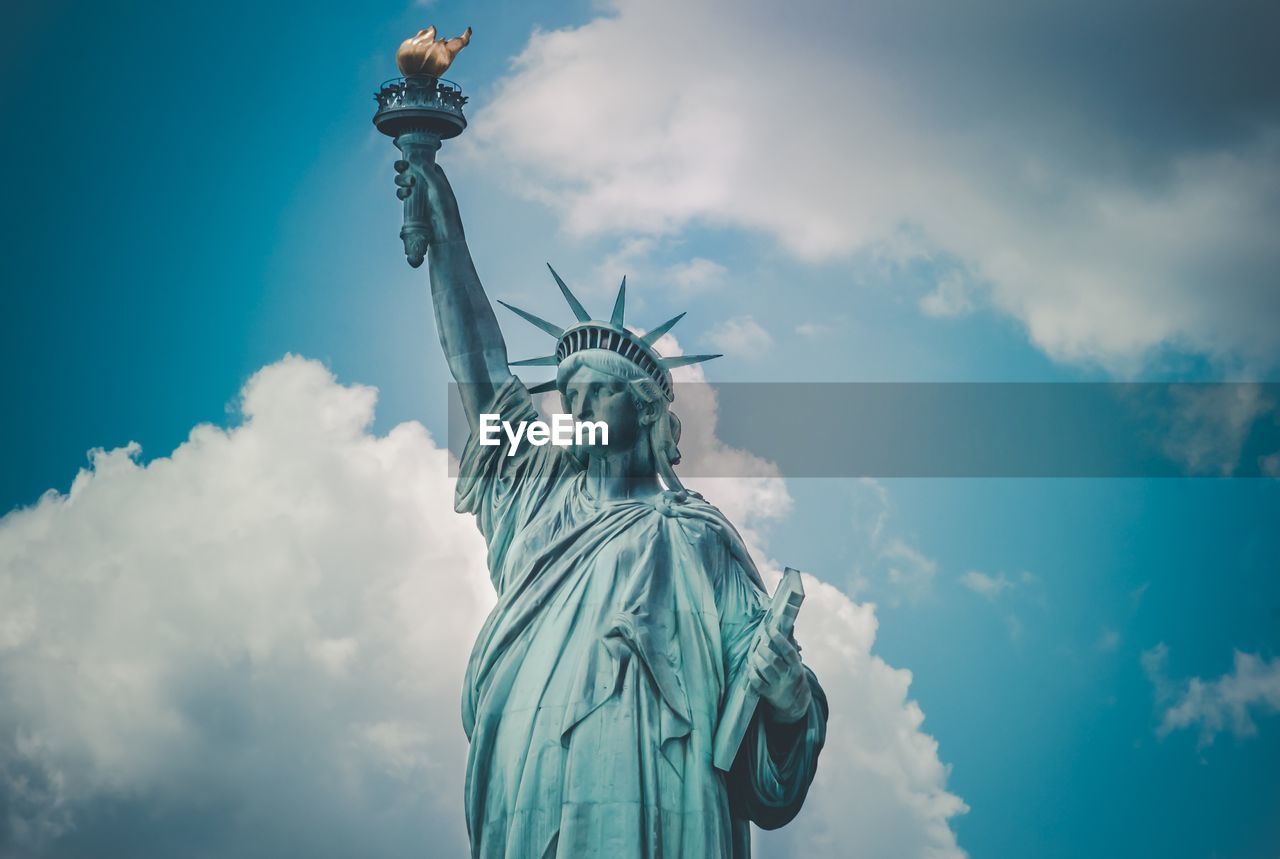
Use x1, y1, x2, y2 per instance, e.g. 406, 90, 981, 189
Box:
747, 628, 812, 724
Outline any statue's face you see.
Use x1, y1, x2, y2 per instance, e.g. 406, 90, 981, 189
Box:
562, 365, 641, 458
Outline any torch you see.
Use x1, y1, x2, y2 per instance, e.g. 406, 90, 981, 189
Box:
372, 26, 472, 268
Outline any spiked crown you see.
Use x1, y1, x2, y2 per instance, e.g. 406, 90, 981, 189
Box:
499, 265, 721, 401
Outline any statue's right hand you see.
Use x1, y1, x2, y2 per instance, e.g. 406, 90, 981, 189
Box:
393, 157, 465, 244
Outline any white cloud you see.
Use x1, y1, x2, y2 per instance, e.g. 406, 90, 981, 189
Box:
1160, 384, 1276, 476
1102, 383, 1279, 476
706, 314, 775, 358
918, 272, 977, 319
1095, 629, 1121, 654
590, 236, 658, 298
795, 321, 834, 338
587, 240, 726, 301
472, 0, 1280, 372
1262, 452, 1280, 477
882, 539, 939, 603
665, 256, 728, 293
0, 356, 491, 857
959, 570, 1035, 601
845, 480, 940, 605
1144, 646, 1280, 747
959, 571, 1041, 643
0, 356, 965, 857
755, 576, 967, 859
1141, 642, 1172, 701
959, 570, 1013, 600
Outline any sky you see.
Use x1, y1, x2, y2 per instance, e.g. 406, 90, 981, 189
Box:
2, 1, 1279, 857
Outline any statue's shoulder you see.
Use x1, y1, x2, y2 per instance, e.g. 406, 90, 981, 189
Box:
650, 490, 767, 591
651, 489, 718, 520
651, 491, 735, 550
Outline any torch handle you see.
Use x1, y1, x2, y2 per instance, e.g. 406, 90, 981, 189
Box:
392, 129, 443, 268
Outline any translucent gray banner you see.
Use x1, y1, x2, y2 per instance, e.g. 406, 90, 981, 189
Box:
447, 383, 1280, 478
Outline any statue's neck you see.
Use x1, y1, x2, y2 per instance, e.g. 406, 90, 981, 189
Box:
584, 447, 662, 502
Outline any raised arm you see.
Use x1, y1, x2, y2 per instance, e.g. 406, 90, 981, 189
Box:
395, 153, 512, 429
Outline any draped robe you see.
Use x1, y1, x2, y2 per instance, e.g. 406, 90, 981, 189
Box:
456, 378, 827, 858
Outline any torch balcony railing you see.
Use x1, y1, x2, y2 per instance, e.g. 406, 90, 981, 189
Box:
374, 76, 468, 113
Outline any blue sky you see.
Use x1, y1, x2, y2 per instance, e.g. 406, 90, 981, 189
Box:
3, 1, 1279, 857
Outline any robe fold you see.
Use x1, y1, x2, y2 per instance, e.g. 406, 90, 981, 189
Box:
456, 378, 826, 858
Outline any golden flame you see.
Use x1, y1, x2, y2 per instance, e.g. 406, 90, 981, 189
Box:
396, 25, 472, 77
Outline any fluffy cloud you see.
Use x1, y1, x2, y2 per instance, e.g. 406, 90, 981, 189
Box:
959, 571, 1012, 600
0, 356, 964, 857
1158, 384, 1277, 476
795, 321, 837, 339
844, 479, 940, 606
1143, 645, 1280, 747
918, 273, 977, 320
665, 256, 729, 294
1095, 630, 1121, 654
959, 570, 1036, 601
472, 0, 1280, 372
756, 577, 967, 858
958, 571, 1044, 644
0, 356, 492, 857
881, 540, 939, 604
583, 239, 728, 303
706, 315, 775, 359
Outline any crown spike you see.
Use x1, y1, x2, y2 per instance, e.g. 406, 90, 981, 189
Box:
508, 355, 559, 367
547, 264, 592, 323
641, 312, 687, 346
610, 276, 627, 327
496, 300, 564, 338
660, 353, 722, 369
527, 379, 559, 394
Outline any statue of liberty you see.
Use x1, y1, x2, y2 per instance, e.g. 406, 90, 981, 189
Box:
378, 29, 828, 857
